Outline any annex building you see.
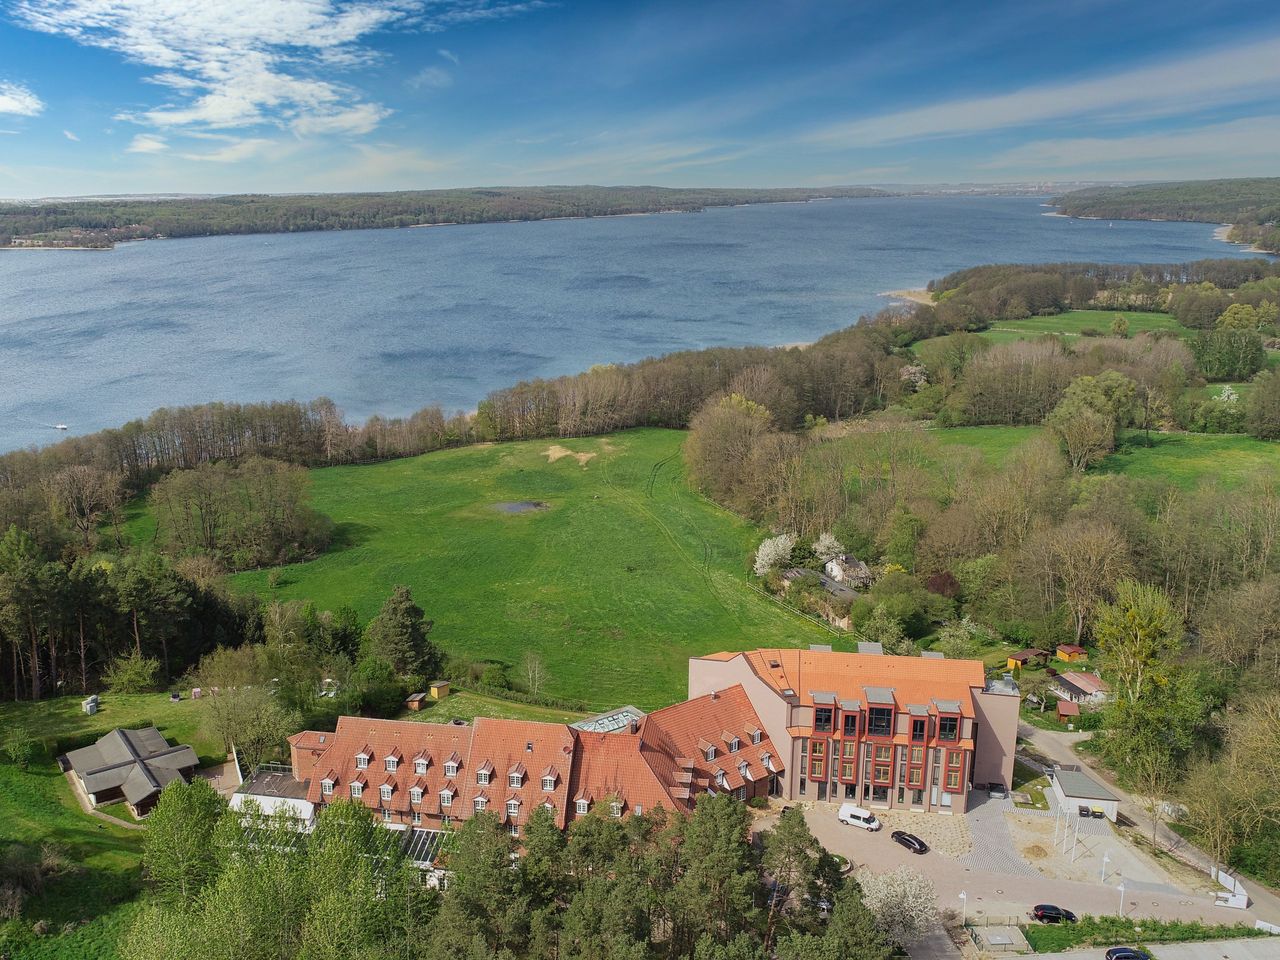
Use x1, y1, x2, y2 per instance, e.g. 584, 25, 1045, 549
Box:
235, 646, 1018, 857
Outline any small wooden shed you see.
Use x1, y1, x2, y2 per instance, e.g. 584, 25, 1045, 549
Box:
404, 692, 429, 712
429, 681, 450, 700
1056, 644, 1087, 663
1007, 648, 1049, 671
1056, 700, 1080, 724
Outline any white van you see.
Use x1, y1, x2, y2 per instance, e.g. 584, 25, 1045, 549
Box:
837, 803, 881, 831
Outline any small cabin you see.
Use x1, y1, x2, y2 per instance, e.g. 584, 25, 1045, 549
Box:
1056, 644, 1087, 663
1007, 648, 1049, 671
429, 681, 450, 700
1056, 701, 1080, 724
404, 692, 429, 712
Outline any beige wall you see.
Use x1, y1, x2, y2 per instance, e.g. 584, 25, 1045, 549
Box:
688, 655, 798, 797
972, 688, 1019, 789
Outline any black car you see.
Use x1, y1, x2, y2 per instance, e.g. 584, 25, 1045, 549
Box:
1104, 949, 1150, 960
890, 830, 929, 854
1032, 904, 1077, 924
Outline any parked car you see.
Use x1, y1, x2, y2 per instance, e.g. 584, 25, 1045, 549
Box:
1077, 804, 1092, 818
891, 830, 928, 854
988, 782, 1008, 800
1104, 949, 1150, 960
837, 803, 881, 831
1032, 904, 1077, 924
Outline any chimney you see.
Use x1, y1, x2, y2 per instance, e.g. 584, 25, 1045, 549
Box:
711, 689, 719, 700
629, 719, 639, 735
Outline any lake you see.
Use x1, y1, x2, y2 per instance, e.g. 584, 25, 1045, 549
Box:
0, 195, 1261, 451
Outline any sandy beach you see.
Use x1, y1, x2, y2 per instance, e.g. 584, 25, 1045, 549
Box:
881, 288, 933, 305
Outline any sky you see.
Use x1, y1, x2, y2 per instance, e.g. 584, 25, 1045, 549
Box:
0, 0, 1278, 197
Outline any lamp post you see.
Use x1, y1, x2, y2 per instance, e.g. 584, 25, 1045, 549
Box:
1117, 880, 1126, 917
1101, 852, 1110, 883
959, 891, 967, 926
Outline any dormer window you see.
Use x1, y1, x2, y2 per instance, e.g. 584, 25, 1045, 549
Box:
440, 790, 453, 808
739, 760, 751, 781
321, 779, 334, 796
410, 787, 422, 804
414, 759, 427, 775
716, 770, 728, 789
351, 782, 363, 798
380, 784, 392, 802
477, 770, 490, 786
355, 754, 369, 769
762, 752, 774, 771
385, 757, 397, 772
704, 746, 716, 762
610, 801, 622, 818
444, 762, 457, 777
751, 730, 762, 745
474, 797, 487, 812
541, 776, 555, 791
730, 737, 740, 753
543, 800, 555, 811
506, 799, 520, 817
508, 772, 523, 789
939, 716, 960, 742
576, 799, 589, 814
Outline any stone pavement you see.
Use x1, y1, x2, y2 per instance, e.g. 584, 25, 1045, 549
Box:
1031, 940, 1280, 960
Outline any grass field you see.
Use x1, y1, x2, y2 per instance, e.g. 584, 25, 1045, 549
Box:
224, 428, 832, 710
933, 425, 1276, 487
976, 309, 1194, 345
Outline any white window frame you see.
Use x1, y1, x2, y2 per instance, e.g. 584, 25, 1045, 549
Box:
356, 755, 369, 770
414, 759, 427, 775
477, 770, 490, 786
380, 784, 392, 802
541, 776, 555, 791
752, 730, 763, 745
474, 797, 487, 812
444, 762, 457, 777
508, 823, 520, 837
385, 757, 398, 772
506, 799, 520, 817
440, 791, 453, 808
382, 807, 392, 822
704, 747, 716, 762
730, 737, 740, 753
351, 782, 363, 798
508, 773, 522, 788
321, 779, 333, 796
610, 801, 623, 818
576, 799, 589, 814
410, 787, 422, 804
412, 811, 422, 825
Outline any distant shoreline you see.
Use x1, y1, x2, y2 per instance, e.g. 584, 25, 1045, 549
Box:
881, 288, 933, 305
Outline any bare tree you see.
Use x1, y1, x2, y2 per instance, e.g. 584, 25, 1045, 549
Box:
522, 651, 549, 697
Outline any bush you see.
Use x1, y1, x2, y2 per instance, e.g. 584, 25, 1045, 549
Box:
1079, 326, 1102, 337
2, 725, 35, 769
1022, 914, 1263, 952
747, 796, 769, 810
103, 652, 161, 694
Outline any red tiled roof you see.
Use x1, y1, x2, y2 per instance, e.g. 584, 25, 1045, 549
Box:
460, 718, 576, 828
700, 648, 985, 717
299, 717, 473, 817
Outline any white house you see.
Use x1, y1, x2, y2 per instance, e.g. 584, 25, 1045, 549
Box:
823, 555, 874, 588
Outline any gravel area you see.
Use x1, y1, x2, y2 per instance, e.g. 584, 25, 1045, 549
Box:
875, 808, 973, 858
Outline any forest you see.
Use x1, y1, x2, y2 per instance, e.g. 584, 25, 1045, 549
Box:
1053, 178, 1280, 254
0, 185, 885, 248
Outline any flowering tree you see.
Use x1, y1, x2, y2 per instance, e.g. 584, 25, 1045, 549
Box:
754, 533, 797, 577
859, 866, 939, 947
812, 532, 846, 563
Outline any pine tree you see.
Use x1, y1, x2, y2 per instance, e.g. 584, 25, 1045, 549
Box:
362, 585, 441, 677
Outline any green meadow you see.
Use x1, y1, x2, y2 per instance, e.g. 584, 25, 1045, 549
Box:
230, 428, 832, 710
976, 309, 1194, 345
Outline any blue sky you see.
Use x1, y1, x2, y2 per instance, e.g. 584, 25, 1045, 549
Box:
1, 0, 1278, 197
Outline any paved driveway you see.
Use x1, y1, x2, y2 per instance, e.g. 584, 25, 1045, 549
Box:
1032, 941, 1280, 960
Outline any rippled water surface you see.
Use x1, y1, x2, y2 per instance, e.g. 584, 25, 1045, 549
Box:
0, 195, 1256, 450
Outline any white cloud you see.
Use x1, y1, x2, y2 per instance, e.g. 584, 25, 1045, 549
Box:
0, 80, 44, 116
409, 65, 453, 90
438, 48, 459, 64
63, 129, 79, 141
807, 34, 1280, 146
981, 116, 1280, 173
126, 133, 169, 153
12, 1, 543, 138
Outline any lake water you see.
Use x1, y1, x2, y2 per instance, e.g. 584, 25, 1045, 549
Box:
0, 195, 1261, 451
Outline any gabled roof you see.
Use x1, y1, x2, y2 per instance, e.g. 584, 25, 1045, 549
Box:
461, 718, 576, 829
699, 648, 985, 717
65, 727, 197, 806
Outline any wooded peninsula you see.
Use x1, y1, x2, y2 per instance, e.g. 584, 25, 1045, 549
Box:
0, 185, 887, 249
1053, 177, 1280, 254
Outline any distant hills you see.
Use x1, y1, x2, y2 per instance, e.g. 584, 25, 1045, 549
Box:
0, 185, 888, 249
1054, 177, 1280, 254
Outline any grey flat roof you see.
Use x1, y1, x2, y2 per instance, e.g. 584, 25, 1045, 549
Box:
810, 691, 837, 705
237, 766, 310, 800
838, 698, 862, 711
921, 650, 945, 659
864, 686, 895, 704
1054, 766, 1117, 802
907, 704, 930, 716
857, 642, 885, 655
808, 644, 833, 653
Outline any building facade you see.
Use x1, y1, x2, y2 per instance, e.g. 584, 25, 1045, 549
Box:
688, 647, 1019, 814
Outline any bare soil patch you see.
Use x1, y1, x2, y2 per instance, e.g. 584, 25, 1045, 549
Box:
544, 445, 597, 466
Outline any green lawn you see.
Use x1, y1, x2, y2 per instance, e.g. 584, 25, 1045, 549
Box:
222, 428, 832, 710
933, 426, 1276, 487
977, 309, 1193, 345
398, 689, 587, 725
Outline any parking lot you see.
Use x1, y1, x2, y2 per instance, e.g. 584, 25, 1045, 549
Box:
1032, 941, 1279, 960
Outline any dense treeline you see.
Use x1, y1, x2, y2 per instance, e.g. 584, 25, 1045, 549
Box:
123, 783, 914, 960
1052, 178, 1280, 254
0, 186, 886, 248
